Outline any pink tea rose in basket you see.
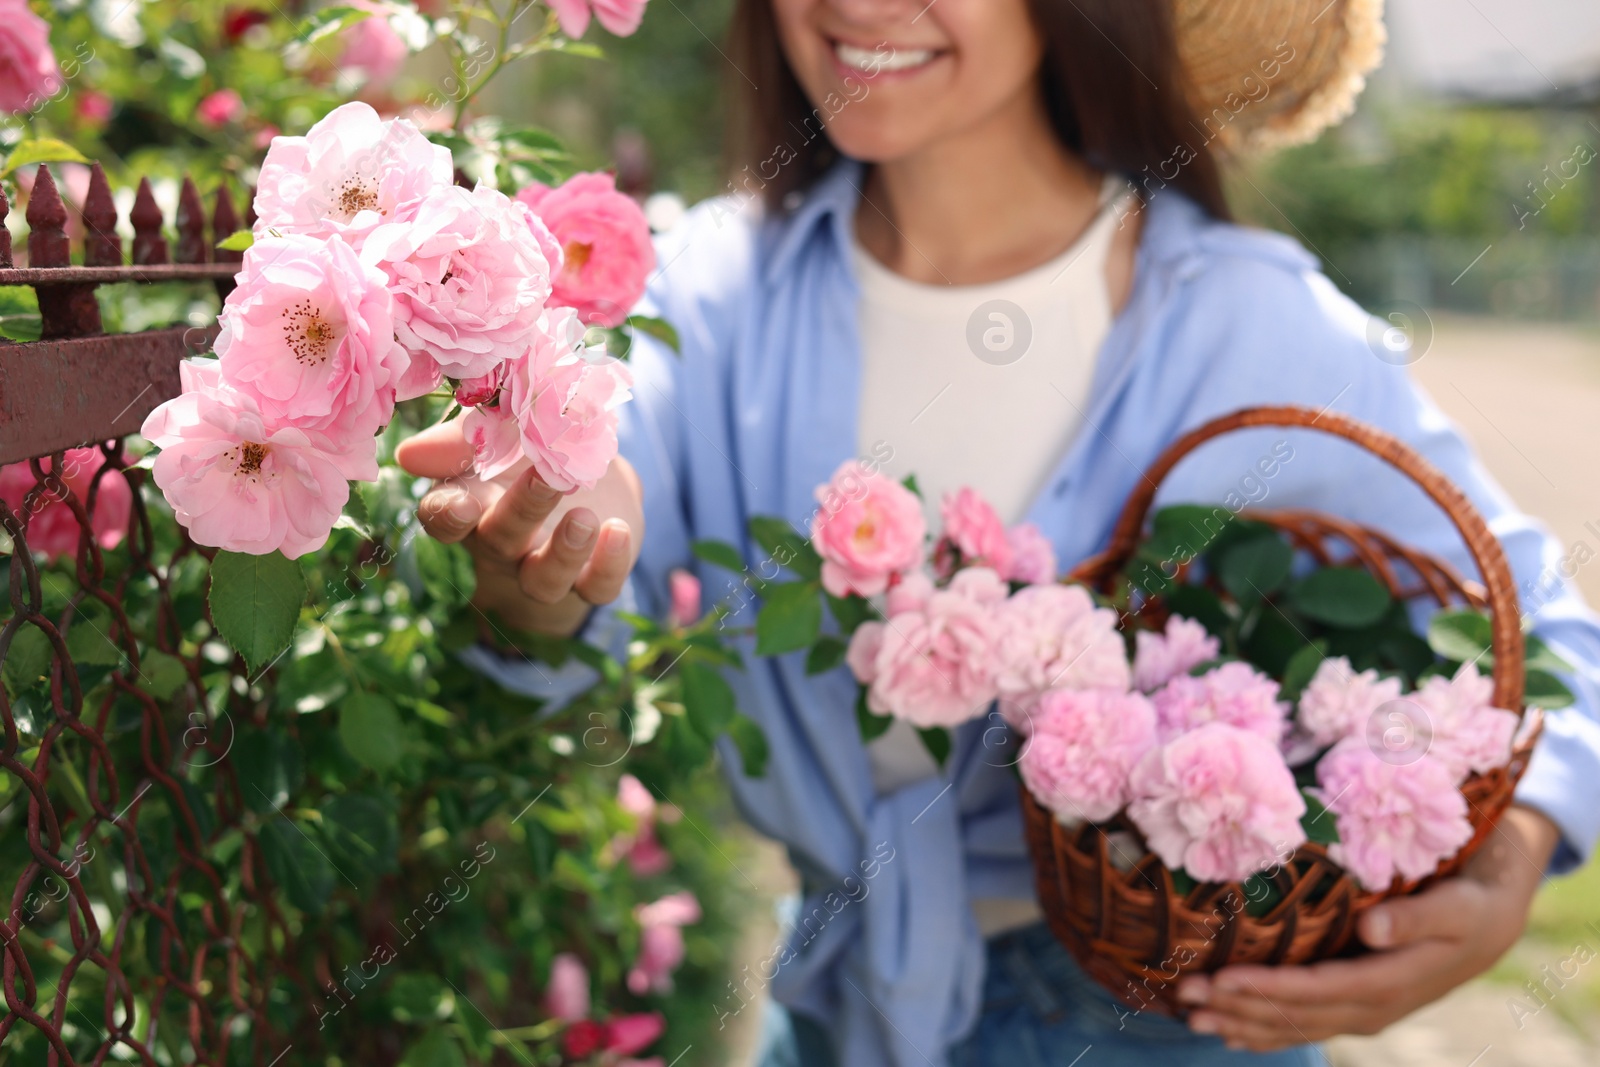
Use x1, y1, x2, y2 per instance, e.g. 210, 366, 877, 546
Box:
1020, 688, 1159, 824
993, 584, 1129, 705
1150, 660, 1287, 744
1131, 615, 1220, 693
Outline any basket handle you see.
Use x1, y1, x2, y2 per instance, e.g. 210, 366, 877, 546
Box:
1098, 405, 1525, 713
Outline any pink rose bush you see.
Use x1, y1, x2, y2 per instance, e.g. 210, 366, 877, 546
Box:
196, 89, 246, 128
0, 0, 61, 114
516, 172, 655, 327
339, 0, 410, 89
143, 103, 639, 556
0, 448, 132, 561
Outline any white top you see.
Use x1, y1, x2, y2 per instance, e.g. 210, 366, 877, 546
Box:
852, 178, 1130, 935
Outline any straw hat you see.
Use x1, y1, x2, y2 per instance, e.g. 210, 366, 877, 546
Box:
1174, 0, 1387, 151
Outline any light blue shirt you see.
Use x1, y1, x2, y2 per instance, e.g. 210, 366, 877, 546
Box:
470, 162, 1600, 1067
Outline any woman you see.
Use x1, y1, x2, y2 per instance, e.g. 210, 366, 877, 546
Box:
397, 1, 1600, 1063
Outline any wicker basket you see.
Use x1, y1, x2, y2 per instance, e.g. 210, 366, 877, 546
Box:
1023, 405, 1544, 1014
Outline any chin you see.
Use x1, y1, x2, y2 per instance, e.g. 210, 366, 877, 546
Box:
817, 113, 934, 165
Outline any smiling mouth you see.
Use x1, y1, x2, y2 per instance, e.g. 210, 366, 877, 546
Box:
833, 40, 941, 75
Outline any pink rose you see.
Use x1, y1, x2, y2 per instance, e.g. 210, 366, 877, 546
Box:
544, 953, 590, 1023
618, 773, 654, 819
605, 1013, 666, 1057
613, 773, 671, 876
362, 184, 559, 385
1412, 662, 1519, 783
1004, 523, 1057, 584
668, 569, 701, 627
1151, 661, 1287, 744
809, 461, 925, 599
885, 571, 934, 616
0, 0, 61, 114
0, 448, 131, 562
141, 361, 378, 558
77, 91, 113, 125
546, 0, 650, 38
511, 309, 633, 492
1314, 739, 1473, 892
1131, 615, 1220, 693
453, 363, 506, 408
936, 487, 1012, 578
993, 583, 1129, 701
196, 89, 245, 128
516, 172, 655, 328
340, 0, 409, 89
215, 235, 407, 443
1020, 688, 1158, 824
627, 892, 699, 996
1127, 722, 1307, 883
1295, 656, 1404, 749
253, 102, 453, 249
848, 570, 1002, 728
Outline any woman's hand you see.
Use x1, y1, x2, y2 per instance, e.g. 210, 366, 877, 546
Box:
1177, 804, 1562, 1052
394, 421, 644, 637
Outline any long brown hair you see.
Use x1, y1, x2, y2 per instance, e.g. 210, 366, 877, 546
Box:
725, 0, 1232, 220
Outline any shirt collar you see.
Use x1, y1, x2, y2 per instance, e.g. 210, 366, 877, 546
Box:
759, 159, 867, 286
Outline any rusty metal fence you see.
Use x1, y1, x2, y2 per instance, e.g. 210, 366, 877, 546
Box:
0, 164, 284, 1065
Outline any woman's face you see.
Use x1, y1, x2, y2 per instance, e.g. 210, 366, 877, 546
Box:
769, 0, 1046, 163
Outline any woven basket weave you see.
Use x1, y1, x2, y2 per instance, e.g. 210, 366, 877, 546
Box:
1023, 405, 1543, 1014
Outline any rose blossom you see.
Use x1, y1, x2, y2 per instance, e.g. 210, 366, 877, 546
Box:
546, 0, 650, 38
627, 892, 700, 996
1411, 662, 1520, 783
544, 953, 590, 1023
809, 461, 925, 598
1127, 722, 1307, 883
1020, 689, 1159, 824
613, 773, 670, 876
1005, 522, 1058, 584
669, 569, 701, 628
215, 235, 407, 442
1151, 661, 1287, 744
361, 184, 559, 387
1314, 739, 1473, 892
77, 91, 113, 125
1132, 615, 1220, 693
141, 361, 378, 558
885, 571, 934, 616
937, 487, 1012, 577
605, 1014, 666, 1057
339, 0, 409, 89
516, 171, 655, 328
0, 0, 61, 114
846, 569, 1002, 728
0, 448, 132, 561
253, 101, 452, 249
511, 308, 633, 492
1295, 657, 1404, 749
196, 89, 245, 128
993, 584, 1129, 701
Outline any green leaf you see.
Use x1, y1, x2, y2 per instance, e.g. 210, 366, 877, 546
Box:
339, 689, 405, 772
1164, 584, 1233, 641
1286, 568, 1392, 629
901, 474, 922, 498
208, 550, 306, 673
692, 539, 746, 574
1525, 668, 1576, 709
1216, 534, 1293, 604
294, 4, 372, 47
755, 581, 823, 656
553, 38, 604, 58
728, 714, 769, 777
138, 650, 189, 700
235, 727, 305, 814
826, 593, 874, 637
1279, 641, 1328, 704
3, 138, 91, 177
1525, 635, 1575, 676
627, 315, 681, 354
680, 660, 736, 740
1427, 609, 1493, 664
856, 688, 892, 741
749, 516, 821, 581
3, 626, 53, 696
1299, 790, 1340, 845
258, 818, 334, 914
497, 126, 568, 153
66, 617, 121, 667
413, 536, 476, 610
215, 229, 254, 252
403, 1027, 466, 1067
916, 726, 952, 768
805, 635, 848, 676
320, 794, 399, 883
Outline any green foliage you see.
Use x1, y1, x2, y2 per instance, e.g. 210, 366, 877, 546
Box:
755, 580, 824, 656
207, 550, 306, 672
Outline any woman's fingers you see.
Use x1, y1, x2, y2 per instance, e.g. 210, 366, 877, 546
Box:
519, 508, 602, 604
574, 519, 633, 604
394, 420, 478, 480
418, 481, 487, 544
475, 467, 565, 561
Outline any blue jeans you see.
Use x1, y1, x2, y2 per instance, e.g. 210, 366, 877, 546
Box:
755, 923, 1324, 1067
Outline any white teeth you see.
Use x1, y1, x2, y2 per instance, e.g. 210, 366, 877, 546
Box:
835, 42, 936, 74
